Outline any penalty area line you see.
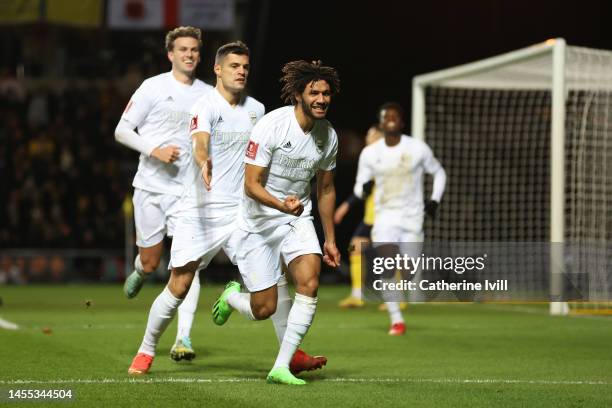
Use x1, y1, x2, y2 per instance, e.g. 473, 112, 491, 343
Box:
0, 378, 610, 386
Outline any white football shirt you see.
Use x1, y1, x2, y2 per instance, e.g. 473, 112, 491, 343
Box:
121, 72, 213, 196
179, 89, 265, 218
354, 135, 442, 221
240, 105, 338, 233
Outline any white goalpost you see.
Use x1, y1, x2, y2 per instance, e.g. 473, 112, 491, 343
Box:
412, 39, 612, 315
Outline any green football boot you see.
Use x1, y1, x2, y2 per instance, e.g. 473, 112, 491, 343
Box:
266, 367, 306, 385
123, 270, 147, 299
212, 281, 241, 325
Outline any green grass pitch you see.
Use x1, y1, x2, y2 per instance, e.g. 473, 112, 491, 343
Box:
0, 285, 611, 407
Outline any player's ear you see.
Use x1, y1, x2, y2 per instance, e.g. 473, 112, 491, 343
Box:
214, 64, 221, 76
167, 51, 174, 63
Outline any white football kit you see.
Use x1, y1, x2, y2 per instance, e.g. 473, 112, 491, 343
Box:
120, 72, 213, 247
237, 106, 338, 291
353, 135, 444, 243
170, 89, 264, 268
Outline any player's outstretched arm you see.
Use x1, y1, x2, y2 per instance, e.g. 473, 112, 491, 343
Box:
193, 131, 212, 190
425, 166, 446, 218
317, 169, 340, 267
430, 166, 447, 203
352, 150, 374, 199
244, 164, 302, 215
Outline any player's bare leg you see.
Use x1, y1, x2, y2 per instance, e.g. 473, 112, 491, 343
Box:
124, 242, 164, 299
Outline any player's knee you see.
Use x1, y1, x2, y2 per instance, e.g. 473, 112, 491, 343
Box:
168, 278, 190, 299
296, 279, 319, 298
252, 302, 276, 320
139, 254, 160, 274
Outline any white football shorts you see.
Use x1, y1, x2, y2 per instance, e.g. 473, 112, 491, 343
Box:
237, 218, 322, 292
133, 188, 180, 247
372, 214, 424, 259
170, 214, 240, 269
371, 214, 424, 243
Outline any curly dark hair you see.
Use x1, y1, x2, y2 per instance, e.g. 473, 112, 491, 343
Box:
280, 60, 340, 105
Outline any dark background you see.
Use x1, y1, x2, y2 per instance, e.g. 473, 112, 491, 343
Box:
1, 0, 611, 283
246, 0, 612, 131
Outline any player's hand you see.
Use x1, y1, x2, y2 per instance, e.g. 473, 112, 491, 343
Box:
151, 145, 180, 163
425, 199, 439, 218
200, 158, 212, 191
282, 195, 304, 216
333, 201, 350, 224
323, 241, 341, 268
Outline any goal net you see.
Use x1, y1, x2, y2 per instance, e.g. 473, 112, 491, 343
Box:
412, 39, 612, 315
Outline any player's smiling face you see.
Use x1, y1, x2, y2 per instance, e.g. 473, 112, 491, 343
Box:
380, 108, 404, 135
297, 80, 331, 120
168, 37, 200, 76
215, 53, 250, 93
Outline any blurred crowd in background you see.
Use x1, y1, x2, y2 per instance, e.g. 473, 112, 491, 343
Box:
0, 27, 365, 284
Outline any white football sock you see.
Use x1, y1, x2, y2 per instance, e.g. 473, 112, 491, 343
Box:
176, 271, 201, 341
381, 277, 404, 325
134, 254, 146, 276
227, 291, 255, 320
138, 286, 182, 356
386, 302, 404, 325
273, 293, 317, 369
271, 274, 291, 344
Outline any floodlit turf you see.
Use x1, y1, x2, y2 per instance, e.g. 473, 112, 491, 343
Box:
0, 285, 611, 407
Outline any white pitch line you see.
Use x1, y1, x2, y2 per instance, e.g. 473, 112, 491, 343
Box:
0, 378, 610, 386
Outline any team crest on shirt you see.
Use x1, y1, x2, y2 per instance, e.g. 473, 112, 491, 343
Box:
248, 111, 257, 125
190, 115, 198, 131
246, 140, 259, 159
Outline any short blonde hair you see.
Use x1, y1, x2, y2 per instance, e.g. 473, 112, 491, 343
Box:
165, 26, 202, 52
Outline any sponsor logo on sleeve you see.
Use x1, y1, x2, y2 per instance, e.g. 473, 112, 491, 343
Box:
190, 115, 198, 131
246, 140, 259, 159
